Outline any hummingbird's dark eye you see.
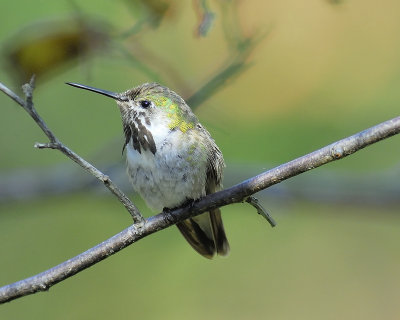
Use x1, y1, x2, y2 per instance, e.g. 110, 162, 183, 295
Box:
140, 100, 151, 108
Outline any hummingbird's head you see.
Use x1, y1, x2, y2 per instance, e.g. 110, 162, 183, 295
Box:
118, 83, 197, 130
66, 82, 198, 154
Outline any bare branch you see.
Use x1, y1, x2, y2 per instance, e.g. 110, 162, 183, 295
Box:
1, 80, 400, 303
0, 79, 144, 224
245, 196, 276, 227
0, 82, 25, 106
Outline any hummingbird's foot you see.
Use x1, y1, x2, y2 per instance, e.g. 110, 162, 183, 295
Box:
162, 199, 197, 224
180, 198, 197, 209
162, 207, 172, 213
161, 207, 176, 224
162, 198, 197, 213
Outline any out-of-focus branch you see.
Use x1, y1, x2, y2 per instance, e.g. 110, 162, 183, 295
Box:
187, 31, 268, 109
0, 78, 144, 224
1, 79, 400, 303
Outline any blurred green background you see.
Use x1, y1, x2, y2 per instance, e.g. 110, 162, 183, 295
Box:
1, 0, 400, 319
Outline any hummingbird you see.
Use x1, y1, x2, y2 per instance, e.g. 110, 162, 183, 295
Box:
67, 82, 230, 259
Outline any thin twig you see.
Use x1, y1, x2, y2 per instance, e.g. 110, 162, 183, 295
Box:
0, 82, 25, 106
1, 81, 400, 303
245, 196, 276, 227
0, 79, 144, 224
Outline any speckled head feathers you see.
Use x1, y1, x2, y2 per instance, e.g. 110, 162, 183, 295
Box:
118, 83, 198, 133
122, 83, 185, 105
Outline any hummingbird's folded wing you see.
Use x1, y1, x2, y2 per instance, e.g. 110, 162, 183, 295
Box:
176, 144, 229, 259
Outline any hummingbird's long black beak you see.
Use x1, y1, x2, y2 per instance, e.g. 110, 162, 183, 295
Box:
66, 82, 128, 101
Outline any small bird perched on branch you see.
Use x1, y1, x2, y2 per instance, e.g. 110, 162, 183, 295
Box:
67, 82, 229, 259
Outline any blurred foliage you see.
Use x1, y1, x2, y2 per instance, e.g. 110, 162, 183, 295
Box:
120, 0, 175, 36
1, 0, 400, 319
3, 17, 110, 84
192, 0, 216, 37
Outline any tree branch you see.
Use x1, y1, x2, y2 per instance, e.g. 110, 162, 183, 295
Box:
0, 78, 144, 224
245, 196, 276, 227
1, 79, 400, 303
